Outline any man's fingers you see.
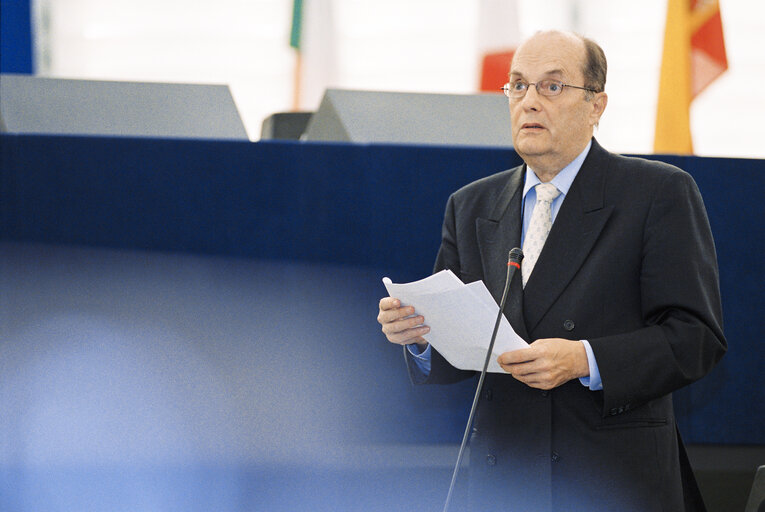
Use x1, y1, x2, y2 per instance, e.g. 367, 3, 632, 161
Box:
500, 364, 553, 388
381, 314, 426, 335
499, 361, 538, 377
498, 339, 584, 390
386, 325, 430, 345
377, 297, 429, 345
497, 347, 536, 365
377, 304, 416, 325
379, 297, 400, 311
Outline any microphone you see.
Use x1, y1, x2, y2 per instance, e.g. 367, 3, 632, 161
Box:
442, 248, 523, 512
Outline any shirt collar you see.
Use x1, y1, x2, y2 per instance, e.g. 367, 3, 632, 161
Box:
522, 139, 592, 199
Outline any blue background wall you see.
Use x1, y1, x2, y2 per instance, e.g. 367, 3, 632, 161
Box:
0, 0, 34, 73
1, 134, 763, 510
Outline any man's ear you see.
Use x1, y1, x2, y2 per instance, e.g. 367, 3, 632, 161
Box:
590, 92, 608, 127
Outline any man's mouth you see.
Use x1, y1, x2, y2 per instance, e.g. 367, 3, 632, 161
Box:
521, 123, 545, 130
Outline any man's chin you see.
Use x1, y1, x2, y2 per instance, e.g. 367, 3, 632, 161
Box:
514, 141, 550, 159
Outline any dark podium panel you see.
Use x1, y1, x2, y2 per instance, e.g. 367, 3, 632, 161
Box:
302, 88, 513, 147
0, 74, 248, 140
746, 466, 765, 512
261, 112, 314, 140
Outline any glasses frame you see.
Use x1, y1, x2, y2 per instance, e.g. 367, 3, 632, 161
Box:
501, 80, 598, 99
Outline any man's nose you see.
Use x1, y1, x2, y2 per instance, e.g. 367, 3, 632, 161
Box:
520, 84, 542, 110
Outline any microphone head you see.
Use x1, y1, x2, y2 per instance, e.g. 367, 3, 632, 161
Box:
508, 247, 523, 265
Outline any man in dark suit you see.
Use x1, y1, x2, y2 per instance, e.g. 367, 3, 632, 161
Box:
378, 31, 726, 511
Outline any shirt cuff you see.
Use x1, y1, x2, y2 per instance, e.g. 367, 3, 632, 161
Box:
578, 339, 603, 391
406, 343, 432, 376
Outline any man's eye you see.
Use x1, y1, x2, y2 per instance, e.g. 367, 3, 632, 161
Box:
512, 82, 527, 91
547, 82, 561, 92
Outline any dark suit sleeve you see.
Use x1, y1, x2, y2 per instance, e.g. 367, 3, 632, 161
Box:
434, 193, 461, 277
589, 169, 726, 416
402, 193, 476, 385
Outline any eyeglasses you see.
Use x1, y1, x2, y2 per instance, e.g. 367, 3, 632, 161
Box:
501, 80, 598, 98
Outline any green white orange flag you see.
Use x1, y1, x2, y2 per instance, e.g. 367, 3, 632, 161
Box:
290, 0, 304, 109
289, 0, 336, 111
654, 0, 728, 154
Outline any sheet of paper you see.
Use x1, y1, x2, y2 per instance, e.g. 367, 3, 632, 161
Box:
383, 269, 464, 296
382, 270, 528, 373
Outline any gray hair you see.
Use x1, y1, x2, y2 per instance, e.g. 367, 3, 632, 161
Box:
579, 35, 607, 98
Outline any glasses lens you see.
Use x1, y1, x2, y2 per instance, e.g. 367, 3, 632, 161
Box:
538, 80, 563, 96
510, 81, 527, 97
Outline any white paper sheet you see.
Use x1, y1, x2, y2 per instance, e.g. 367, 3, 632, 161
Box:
383, 270, 528, 373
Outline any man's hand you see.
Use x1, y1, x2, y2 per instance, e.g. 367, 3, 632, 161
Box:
497, 338, 589, 390
377, 297, 429, 348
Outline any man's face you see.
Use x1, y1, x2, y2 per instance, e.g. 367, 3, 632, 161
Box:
508, 33, 605, 175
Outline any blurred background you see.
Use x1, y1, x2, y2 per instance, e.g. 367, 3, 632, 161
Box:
1, 0, 763, 156
2, 1, 764, 511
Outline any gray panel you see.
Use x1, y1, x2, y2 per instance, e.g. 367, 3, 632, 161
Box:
0, 74, 248, 140
303, 89, 512, 147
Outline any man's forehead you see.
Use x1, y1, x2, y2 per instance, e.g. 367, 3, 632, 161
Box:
509, 67, 565, 79
509, 57, 579, 81
510, 38, 584, 79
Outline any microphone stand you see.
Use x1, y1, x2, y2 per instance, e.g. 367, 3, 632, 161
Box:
442, 248, 523, 512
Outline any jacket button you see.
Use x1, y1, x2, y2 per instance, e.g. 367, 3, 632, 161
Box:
563, 319, 575, 331
541, 390, 549, 397
486, 454, 496, 466
551, 452, 561, 462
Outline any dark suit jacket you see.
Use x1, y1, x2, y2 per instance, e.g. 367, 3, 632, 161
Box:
406, 139, 726, 512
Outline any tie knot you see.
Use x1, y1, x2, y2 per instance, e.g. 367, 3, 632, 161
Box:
535, 182, 560, 203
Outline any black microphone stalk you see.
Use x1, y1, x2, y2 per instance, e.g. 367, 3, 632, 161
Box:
442, 248, 523, 512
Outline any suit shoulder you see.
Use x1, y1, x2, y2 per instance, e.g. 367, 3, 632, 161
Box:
450, 166, 521, 203
608, 152, 691, 182
598, 151, 704, 209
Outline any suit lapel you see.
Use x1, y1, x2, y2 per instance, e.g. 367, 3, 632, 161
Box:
523, 140, 614, 334
476, 165, 530, 341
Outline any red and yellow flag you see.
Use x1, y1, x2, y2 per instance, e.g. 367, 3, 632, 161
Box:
654, 0, 728, 154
